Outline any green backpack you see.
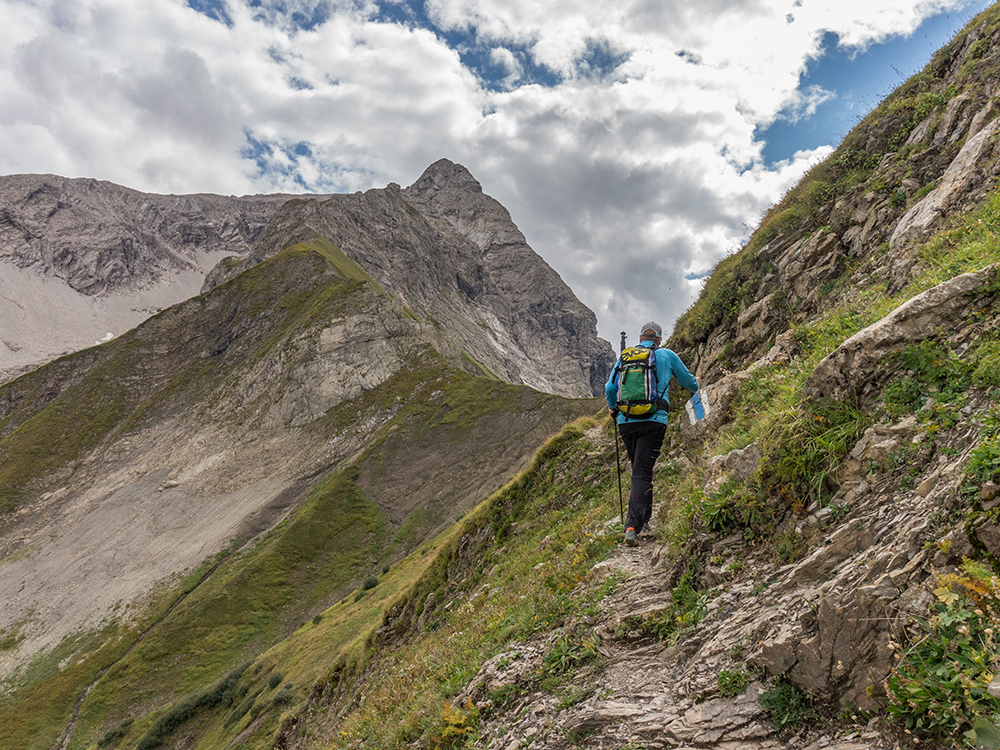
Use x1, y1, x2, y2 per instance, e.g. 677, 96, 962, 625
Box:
614, 346, 667, 420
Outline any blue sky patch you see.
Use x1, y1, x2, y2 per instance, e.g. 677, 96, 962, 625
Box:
240, 131, 376, 193
757, 1, 990, 165
186, 0, 233, 26
373, 0, 561, 90
685, 269, 712, 280
576, 39, 628, 81
241, 131, 314, 190
248, 0, 333, 31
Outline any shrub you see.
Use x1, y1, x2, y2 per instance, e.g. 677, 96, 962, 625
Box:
886, 562, 1000, 741
542, 629, 601, 677
427, 700, 479, 750
718, 668, 751, 697
268, 672, 283, 690
226, 691, 261, 727
272, 687, 293, 707
883, 376, 926, 416
97, 719, 134, 748
135, 663, 248, 749
363, 576, 379, 590
973, 340, 1000, 388
759, 680, 817, 729
965, 410, 1000, 509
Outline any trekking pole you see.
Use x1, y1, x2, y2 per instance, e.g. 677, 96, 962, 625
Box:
614, 420, 624, 528
615, 330, 627, 528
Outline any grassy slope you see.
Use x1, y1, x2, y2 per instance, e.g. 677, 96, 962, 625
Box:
0, 239, 600, 750
55, 413, 625, 750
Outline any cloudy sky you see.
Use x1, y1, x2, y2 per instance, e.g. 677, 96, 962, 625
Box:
0, 0, 992, 345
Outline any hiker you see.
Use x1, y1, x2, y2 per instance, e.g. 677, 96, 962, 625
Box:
606, 321, 699, 547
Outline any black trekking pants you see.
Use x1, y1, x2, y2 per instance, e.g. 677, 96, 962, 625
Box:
618, 420, 667, 532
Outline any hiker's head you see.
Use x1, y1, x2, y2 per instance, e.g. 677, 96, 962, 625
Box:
639, 321, 662, 344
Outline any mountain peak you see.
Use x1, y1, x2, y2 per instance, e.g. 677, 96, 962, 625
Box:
406, 158, 482, 199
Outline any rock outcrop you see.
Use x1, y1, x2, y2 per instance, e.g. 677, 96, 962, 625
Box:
0, 163, 613, 397
205, 160, 613, 397
803, 264, 997, 404
0, 175, 296, 382
891, 119, 1000, 248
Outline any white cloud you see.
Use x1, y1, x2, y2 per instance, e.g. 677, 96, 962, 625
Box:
0, 0, 987, 347
488, 46, 524, 89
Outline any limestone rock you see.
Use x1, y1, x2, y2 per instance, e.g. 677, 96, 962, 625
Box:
840, 418, 919, 481
206, 160, 614, 397
705, 444, 761, 495
659, 683, 772, 744
802, 265, 998, 403
0, 174, 291, 295
776, 232, 848, 301
891, 118, 1000, 249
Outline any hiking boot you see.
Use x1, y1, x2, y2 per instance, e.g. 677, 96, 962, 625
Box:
624, 527, 639, 547
639, 523, 650, 535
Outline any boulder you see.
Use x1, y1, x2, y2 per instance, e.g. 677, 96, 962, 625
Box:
891, 118, 1000, 249
734, 293, 780, 353
802, 265, 997, 403
704, 444, 761, 496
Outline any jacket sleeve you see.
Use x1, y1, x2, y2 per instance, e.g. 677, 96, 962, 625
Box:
662, 349, 699, 393
605, 364, 619, 410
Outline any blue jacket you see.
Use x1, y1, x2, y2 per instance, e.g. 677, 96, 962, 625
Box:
605, 340, 699, 426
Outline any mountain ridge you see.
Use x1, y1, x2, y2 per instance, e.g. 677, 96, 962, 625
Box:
0, 161, 612, 398
0, 174, 299, 383
206, 159, 612, 398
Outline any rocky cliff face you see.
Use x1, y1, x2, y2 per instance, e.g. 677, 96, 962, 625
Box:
206, 159, 612, 398
0, 164, 612, 398
0, 174, 294, 382
669, 13, 1000, 387
0, 174, 290, 294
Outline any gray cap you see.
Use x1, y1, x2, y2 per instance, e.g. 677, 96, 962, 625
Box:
640, 321, 662, 339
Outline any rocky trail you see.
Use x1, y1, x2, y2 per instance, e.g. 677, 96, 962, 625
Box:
454, 412, 991, 750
